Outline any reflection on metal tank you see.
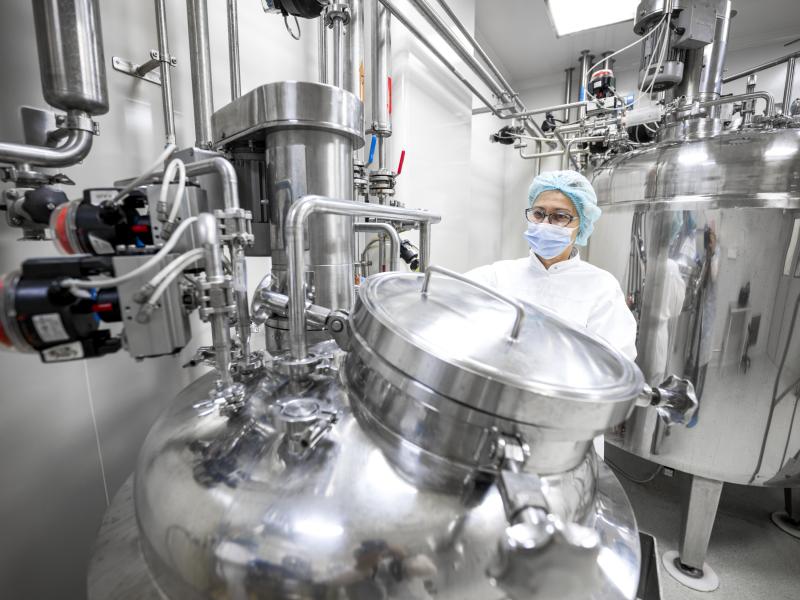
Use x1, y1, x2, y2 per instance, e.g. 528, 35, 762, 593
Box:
89, 271, 649, 600
212, 81, 364, 350
32, 0, 109, 115
589, 127, 800, 487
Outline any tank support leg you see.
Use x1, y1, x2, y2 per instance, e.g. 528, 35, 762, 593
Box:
662, 475, 723, 591
771, 488, 800, 539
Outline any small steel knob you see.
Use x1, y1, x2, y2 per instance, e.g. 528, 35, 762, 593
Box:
652, 374, 699, 425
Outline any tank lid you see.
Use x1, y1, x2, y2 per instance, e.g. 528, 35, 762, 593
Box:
211, 81, 364, 148
349, 269, 644, 432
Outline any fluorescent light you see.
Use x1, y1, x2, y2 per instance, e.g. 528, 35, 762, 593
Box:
545, 0, 638, 37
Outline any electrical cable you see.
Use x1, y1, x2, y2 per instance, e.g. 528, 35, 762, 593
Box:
639, 12, 672, 104
60, 216, 199, 290
605, 456, 664, 484
111, 143, 176, 205
144, 250, 204, 307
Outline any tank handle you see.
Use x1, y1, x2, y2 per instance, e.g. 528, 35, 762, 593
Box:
420, 265, 525, 341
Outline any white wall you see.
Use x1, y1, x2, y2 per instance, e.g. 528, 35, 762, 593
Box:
0, 1, 506, 598
494, 39, 799, 262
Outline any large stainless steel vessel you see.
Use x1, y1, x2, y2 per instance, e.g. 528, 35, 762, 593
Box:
89, 268, 652, 599
589, 125, 800, 585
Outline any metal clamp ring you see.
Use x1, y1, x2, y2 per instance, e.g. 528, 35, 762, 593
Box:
420, 265, 525, 341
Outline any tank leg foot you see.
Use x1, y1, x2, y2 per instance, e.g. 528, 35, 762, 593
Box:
771, 488, 800, 539
662, 475, 723, 592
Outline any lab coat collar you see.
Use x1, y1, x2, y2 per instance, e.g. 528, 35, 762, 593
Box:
528, 248, 581, 273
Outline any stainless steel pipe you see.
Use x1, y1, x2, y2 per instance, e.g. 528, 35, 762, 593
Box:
227, 0, 241, 100
578, 50, 593, 119
332, 15, 344, 87
187, 0, 214, 148
154, 0, 176, 144
0, 119, 93, 167
318, 17, 329, 83
355, 222, 400, 271
722, 50, 800, 84
196, 212, 233, 386
286, 196, 441, 360
560, 136, 605, 169
372, 1, 392, 144
564, 68, 574, 122
347, 0, 365, 104
783, 57, 796, 115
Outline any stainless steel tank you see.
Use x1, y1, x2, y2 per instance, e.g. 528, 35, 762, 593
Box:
32, 0, 109, 115
212, 81, 364, 350
88, 269, 650, 600
589, 125, 800, 583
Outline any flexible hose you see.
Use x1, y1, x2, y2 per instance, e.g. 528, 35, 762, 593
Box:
145, 250, 204, 306
134, 247, 205, 303
61, 216, 199, 290
111, 143, 176, 205
160, 158, 187, 225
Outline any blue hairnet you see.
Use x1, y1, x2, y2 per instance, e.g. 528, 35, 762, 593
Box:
527, 170, 601, 246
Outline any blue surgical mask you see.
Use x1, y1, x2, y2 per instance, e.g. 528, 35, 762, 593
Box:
523, 222, 574, 259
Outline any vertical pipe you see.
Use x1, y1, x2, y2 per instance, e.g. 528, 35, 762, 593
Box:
319, 17, 329, 83
348, 0, 366, 104
744, 74, 757, 125
187, 0, 214, 148
372, 0, 392, 166
154, 0, 176, 144
578, 50, 593, 119
783, 57, 796, 115
419, 222, 431, 272
227, 0, 241, 100
563, 67, 574, 122
699, 0, 731, 103
332, 17, 344, 87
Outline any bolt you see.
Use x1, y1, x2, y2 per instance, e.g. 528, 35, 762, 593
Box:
330, 319, 344, 333
150, 49, 159, 60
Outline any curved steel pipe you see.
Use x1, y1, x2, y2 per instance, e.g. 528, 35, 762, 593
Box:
0, 127, 92, 167
286, 196, 441, 361
355, 222, 400, 272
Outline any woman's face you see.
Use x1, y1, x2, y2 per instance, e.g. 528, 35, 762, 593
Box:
532, 190, 580, 243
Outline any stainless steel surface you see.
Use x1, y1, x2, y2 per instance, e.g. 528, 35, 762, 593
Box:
589, 127, 800, 486
679, 475, 723, 570
318, 17, 328, 84
721, 50, 800, 84
154, 0, 176, 144
347, 0, 365, 105
349, 270, 645, 452
88, 355, 642, 599
32, 0, 108, 115
354, 222, 399, 271
213, 83, 363, 354
186, 0, 214, 148
285, 196, 441, 360
371, 2, 391, 139
0, 125, 92, 167
113, 255, 191, 358
227, 0, 241, 100
331, 9, 345, 88
783, 56, 796, 115
111, 55, 163, 86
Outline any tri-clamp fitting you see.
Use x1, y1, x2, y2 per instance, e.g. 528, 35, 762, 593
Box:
324, 3, 351, 26
215, 207, 254, 247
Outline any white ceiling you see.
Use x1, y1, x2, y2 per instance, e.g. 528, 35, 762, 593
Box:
475, 0, 800, 88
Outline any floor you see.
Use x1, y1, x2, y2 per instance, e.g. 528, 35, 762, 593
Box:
605, 445, 800, 600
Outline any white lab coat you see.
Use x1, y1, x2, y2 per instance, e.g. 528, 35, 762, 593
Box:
465, 251, 638, 460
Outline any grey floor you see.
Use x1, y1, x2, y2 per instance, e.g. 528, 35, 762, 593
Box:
606, 445, 800, 600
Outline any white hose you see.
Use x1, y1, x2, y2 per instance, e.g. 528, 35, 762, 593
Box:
61, 216, 199, 290
111, 143, 176, 205
135, 247, 204, 302
144, 251, 204, 308
160, 158, 187, 224
638, 12, 672, 104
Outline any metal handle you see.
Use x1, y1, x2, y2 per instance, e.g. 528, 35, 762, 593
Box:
421, 265, 525, 340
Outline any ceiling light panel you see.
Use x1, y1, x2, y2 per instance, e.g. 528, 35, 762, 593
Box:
545, 0, 639, 37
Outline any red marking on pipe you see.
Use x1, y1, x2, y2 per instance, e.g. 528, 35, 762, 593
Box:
397, 150, 405, 175
131, 224, 150, 233
53, 204, 76, 255
92, 302, 115, 313
388, 76, 393, 115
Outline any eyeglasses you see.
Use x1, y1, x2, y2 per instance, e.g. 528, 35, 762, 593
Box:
525, 207, 578, 228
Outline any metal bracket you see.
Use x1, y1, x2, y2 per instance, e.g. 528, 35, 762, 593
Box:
112, 50, 177, 86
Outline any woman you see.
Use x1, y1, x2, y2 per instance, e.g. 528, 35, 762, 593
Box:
466, 171, 637, 459
466, 170, 637, 361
